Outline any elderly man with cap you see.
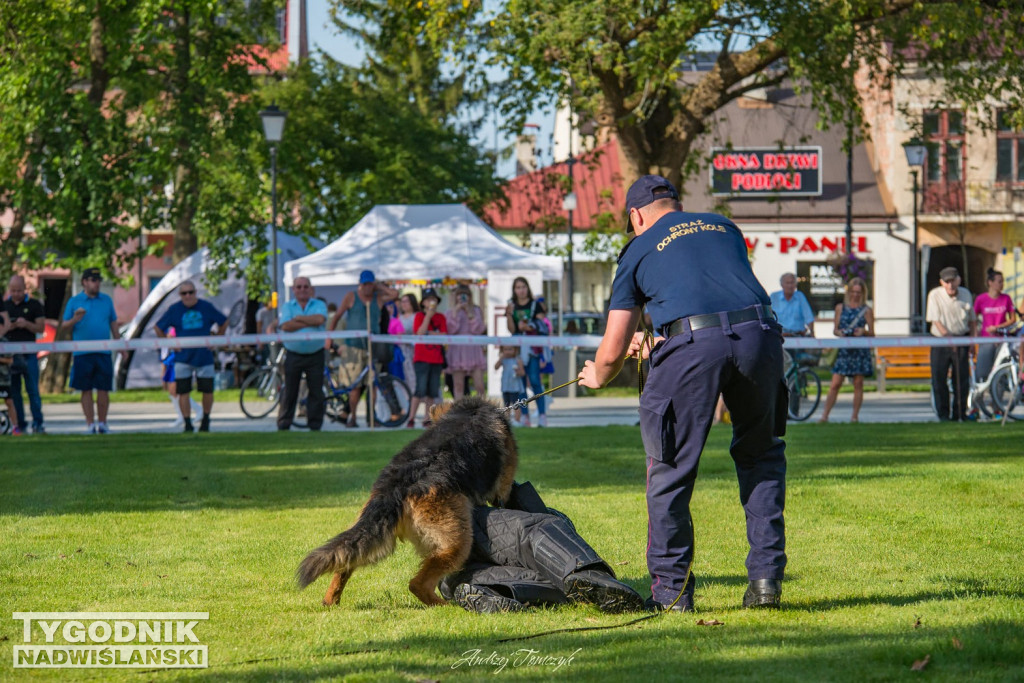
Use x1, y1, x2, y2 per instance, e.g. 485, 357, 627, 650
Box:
925, 266, 976, 421
60, 268, 120, 434
578, 175, 788, 612
328, 269, 398, 428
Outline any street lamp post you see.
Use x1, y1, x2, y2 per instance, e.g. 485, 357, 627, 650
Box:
259, 103, 287, 311
903, 138, 927, 333
562, 156, 577, 313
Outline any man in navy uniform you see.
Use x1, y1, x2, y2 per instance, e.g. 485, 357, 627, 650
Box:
578, 175, 787, 612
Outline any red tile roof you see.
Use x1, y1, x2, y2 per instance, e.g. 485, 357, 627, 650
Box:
240, 45, 290, 74
484, 140, 625, 231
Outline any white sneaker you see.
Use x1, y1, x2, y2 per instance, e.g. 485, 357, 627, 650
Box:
520, 415, 531, 428
86, 423, 97, 434
97, 423, 110, 434
538, 414, 548, 427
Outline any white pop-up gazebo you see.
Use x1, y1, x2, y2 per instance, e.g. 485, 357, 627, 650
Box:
283, 204, 564, 287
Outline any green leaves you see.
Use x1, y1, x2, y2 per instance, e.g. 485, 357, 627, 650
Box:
261, 57, 502, 247
0, 0, 280, 291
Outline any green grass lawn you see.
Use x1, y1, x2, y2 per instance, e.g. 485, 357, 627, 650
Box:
40, 388, 240, 404
2, 425, 1022, 681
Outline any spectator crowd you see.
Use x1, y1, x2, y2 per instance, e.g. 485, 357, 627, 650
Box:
3, 262, 1022, 434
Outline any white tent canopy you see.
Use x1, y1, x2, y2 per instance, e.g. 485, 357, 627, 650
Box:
284, 204, 564, 286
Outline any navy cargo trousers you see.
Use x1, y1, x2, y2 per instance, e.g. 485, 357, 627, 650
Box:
639, 309, 787, 606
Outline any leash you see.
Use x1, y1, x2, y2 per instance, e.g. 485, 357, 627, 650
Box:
502, 377, 581, 415
503, 327, 657, 417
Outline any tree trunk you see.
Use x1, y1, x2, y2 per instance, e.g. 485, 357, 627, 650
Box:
39, 279, 73, 395
0, 206, 28, 286
172, 162, 198, 263
169, 6, 199, 265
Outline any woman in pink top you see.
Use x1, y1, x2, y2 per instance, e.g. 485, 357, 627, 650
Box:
973, 268, 1016, 382
445, 284, 487, 399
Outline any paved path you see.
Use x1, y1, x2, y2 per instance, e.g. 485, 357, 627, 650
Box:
22, 391, 946, 436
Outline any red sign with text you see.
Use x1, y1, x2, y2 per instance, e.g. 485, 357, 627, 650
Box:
710, 146, 823, 197
744, 235, 870, 254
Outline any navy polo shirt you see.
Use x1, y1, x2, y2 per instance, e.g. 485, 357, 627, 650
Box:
609, 211, 769, 331
156, 299, 227, 367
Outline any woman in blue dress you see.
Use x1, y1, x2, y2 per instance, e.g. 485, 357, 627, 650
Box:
818, 277, 874, 423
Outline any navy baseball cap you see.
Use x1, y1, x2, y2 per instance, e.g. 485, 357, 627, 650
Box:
81, 268, 102, 281
624, 175, 679, 232
421, 287, 440, 303
359, 269, 375, 284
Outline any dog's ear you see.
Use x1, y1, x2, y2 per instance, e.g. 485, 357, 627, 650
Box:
428, 402, 453, 423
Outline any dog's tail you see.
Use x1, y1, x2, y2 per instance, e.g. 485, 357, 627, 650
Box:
297, 494, 402, 589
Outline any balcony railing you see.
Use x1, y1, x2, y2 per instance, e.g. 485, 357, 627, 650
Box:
922, 180, 1024, 216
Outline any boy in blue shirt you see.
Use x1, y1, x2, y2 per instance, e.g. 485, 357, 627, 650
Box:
155, 280, 227, 432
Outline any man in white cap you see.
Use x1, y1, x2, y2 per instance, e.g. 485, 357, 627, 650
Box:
925, 266, 976, 421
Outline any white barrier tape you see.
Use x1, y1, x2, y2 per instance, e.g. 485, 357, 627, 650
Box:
778, 335, 1016, 349
0, 331, 1016, 354
0, 331, 602, 354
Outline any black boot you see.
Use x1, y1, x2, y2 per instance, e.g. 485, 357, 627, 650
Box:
564, 569, 645, 613
742, 579, 782, 609
452, 584, 525, 613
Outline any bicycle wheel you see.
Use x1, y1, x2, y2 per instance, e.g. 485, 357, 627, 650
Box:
323, 392, 345, 424
787, 368, 821, 421
239, 368, 283, 419
293, 379, 339, 429
367, 373, 412, 427
967, 381, 993, 419
0, 410, 10, 435
292, 379, 311, 429
989, 366, 1023, 420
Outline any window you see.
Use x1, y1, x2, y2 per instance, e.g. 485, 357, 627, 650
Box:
996, 109, 1024, 183
923, 110, 965, 183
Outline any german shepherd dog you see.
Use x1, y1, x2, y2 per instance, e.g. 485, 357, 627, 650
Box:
297, 396, 519, 606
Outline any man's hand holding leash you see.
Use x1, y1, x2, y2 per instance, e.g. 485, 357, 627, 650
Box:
578, 308, 642, 389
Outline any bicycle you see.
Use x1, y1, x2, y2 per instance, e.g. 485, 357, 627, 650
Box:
983, 335, 1022, 420
964, 333, 1019, 419
240, 346, 412, 428
784, 348, 822, 421
237, 346, 287, 420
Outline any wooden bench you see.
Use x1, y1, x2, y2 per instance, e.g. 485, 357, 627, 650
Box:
876, 346, 931, 391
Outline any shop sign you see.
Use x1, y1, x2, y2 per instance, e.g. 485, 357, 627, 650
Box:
744, 235, 870, 254
710, 146, 823, 197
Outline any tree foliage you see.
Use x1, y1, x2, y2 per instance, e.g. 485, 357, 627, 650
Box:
0, 0, 280, 291
488, 0, 1024, 189
329, 0, 489, 129
0, 1, 141, 285
262, 56, 502, 241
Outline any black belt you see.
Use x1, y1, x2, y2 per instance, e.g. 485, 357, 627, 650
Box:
664, 305, 773, 337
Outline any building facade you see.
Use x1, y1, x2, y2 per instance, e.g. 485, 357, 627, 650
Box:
489, 72, 1024, 334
